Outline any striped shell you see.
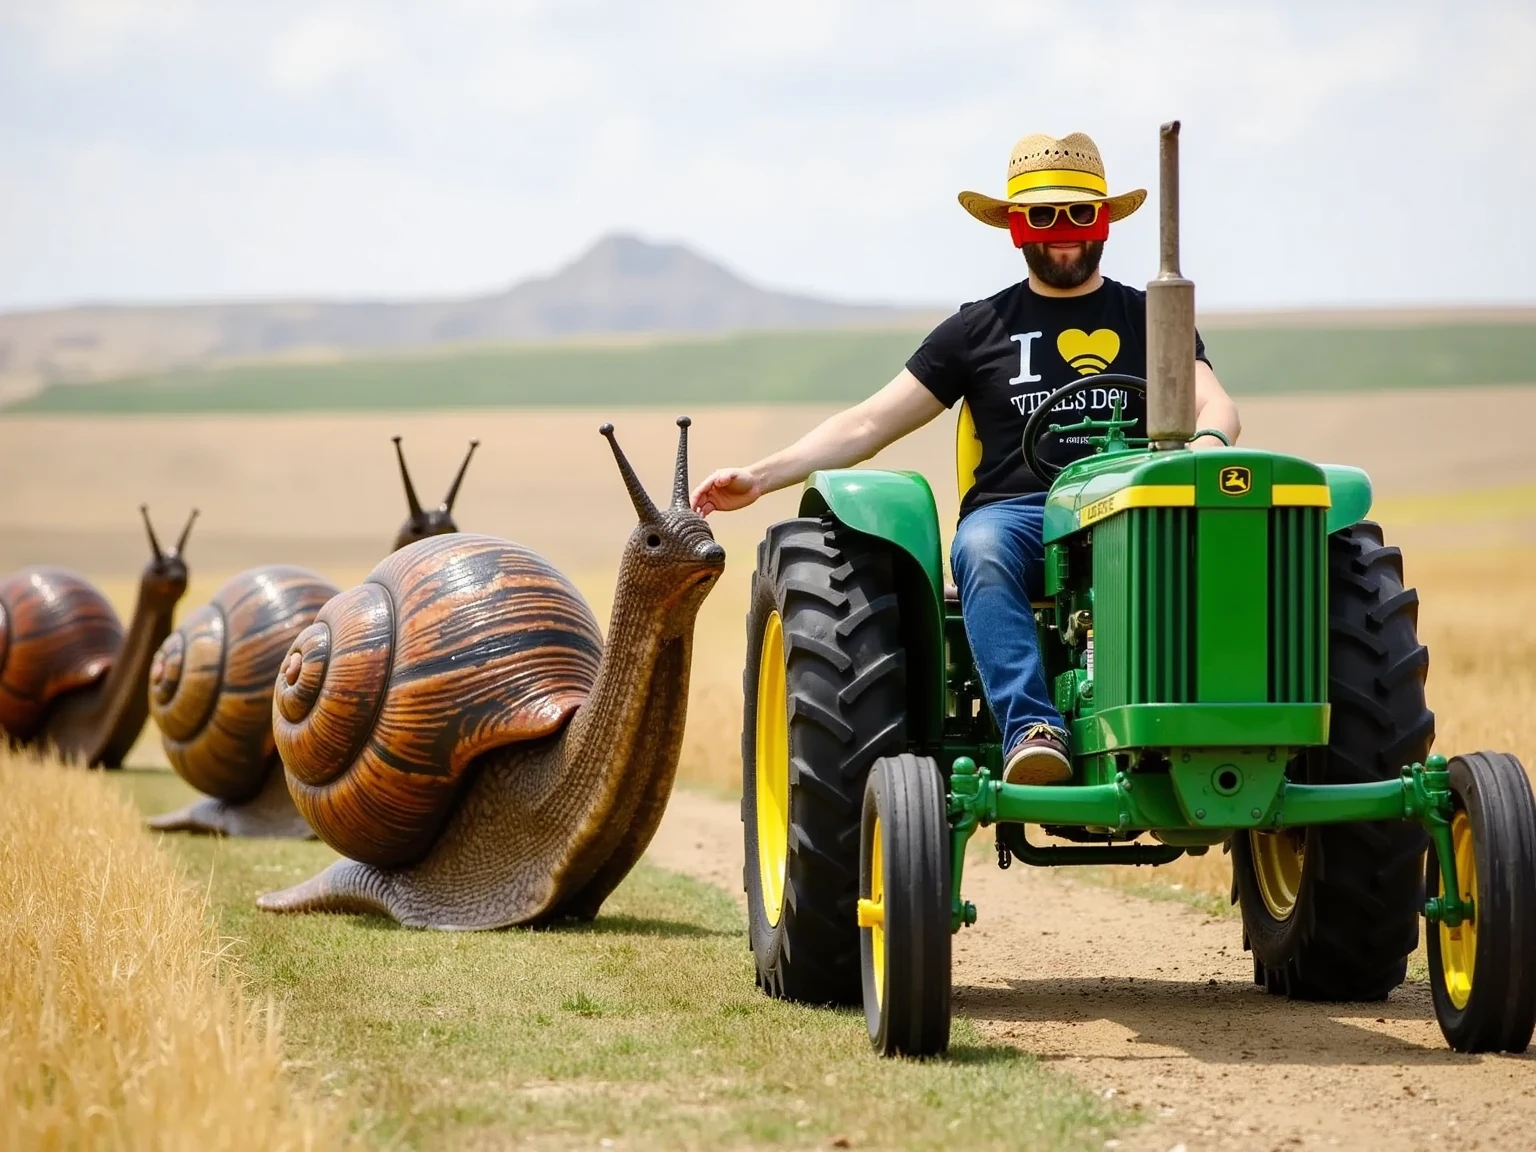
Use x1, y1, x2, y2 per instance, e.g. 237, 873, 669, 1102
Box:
0, 567, 123, 742
272, 532, 604, 868
149, 566, 340, 803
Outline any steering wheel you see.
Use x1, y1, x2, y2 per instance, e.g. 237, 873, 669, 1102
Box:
1021, 373, 1149, 485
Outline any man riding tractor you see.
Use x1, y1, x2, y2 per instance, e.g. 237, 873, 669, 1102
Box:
690, 129, 1242, 788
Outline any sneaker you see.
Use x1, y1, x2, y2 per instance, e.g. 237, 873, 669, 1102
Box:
1002, 723, 1072, 785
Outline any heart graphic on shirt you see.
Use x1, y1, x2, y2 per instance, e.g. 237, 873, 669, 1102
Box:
1057, 328, 1121, 375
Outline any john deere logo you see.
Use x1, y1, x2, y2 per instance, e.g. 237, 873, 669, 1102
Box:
1220, 466, 1252, 495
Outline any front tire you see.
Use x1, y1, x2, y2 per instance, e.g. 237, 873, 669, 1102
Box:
741, 516, 907, 1006
859, 754, 952, 1058
1232, 519, 1434, 1000
1427, 751, 1536, 1053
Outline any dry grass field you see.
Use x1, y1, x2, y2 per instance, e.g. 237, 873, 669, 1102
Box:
3, 387, 1534, 883
0, 746, 354, 1150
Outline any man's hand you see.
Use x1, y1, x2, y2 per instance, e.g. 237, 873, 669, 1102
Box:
686, 369, 946, 518
691, 466, 763, 516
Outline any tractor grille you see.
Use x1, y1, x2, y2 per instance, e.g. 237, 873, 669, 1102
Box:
1093, 507, 1196, 707
1092, 503, 1327, 710
1268, 506, 1328, 703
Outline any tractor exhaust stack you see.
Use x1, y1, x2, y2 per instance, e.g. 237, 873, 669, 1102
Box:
1145, 120, 1197, 450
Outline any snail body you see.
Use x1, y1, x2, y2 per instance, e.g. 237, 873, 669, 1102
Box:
144, 435, 481, 839
0, 507, 195, 767
256, 417, 725, 929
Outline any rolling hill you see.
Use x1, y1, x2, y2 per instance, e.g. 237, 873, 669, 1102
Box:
0, 234, 938, 405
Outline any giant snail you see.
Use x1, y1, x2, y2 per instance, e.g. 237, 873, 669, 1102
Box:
143, 435, 481, 840
0, 506, 197, 767
254, 416, 725, 930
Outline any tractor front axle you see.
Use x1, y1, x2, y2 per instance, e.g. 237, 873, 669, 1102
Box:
945, 753, 1470, 930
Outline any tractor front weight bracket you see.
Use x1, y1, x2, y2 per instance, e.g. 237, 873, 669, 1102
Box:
948, 756, 983, 931
945, 753, 1470, 930
1405, 756, 1472, 928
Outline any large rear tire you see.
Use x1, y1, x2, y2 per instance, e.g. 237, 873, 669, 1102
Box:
1426, 751, 1536, 1053
741, 516, 907, 1006
1232, 519, 1434, 1000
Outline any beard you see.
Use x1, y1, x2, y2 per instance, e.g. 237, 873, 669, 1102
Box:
1022, 239, 1104, 289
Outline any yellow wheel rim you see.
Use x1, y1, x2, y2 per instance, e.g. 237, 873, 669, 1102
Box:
1250, 828, 1305, 920
856, 814, 887, 1008
1437, 810, 1478, 1011
754, 610, 790, 928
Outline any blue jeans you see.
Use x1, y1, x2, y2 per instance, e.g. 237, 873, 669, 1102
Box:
949, 492, 1065, 754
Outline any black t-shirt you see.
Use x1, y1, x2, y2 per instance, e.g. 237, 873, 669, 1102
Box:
906, 275, 1211, 515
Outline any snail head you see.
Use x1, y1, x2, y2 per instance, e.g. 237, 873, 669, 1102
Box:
139, 504, 196, 602
601, 416, 726, 608
391, 435, 480, 552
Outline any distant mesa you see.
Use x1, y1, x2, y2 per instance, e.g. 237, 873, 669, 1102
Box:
0, 234, 939, 405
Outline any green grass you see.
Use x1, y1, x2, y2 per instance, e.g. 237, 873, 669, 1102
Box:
1200, 321, 1536, 396
10, 319, 1536, 413
113, 768, 1124, 1151
6, 329, 927, 414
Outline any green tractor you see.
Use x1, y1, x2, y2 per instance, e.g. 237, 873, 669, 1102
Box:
739, 121, 1536, 1058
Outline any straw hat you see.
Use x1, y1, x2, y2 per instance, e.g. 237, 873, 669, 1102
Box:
958, 131, 1146, 228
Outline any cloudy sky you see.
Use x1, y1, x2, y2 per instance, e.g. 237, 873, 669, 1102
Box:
2, 0, 1531, 314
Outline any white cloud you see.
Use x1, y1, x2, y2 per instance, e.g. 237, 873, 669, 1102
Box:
669, 0, 851, 63
2, 0, 196, 75
269, 10, 390, 95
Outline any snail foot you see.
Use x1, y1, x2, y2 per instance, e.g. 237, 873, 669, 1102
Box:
146, 769, 317, 839
256, 859, 396, 919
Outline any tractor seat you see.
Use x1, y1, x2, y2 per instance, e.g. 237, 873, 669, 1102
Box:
949, 403, 1054, 613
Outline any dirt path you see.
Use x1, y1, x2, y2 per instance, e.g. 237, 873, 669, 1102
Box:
645, 788, 1536, 1152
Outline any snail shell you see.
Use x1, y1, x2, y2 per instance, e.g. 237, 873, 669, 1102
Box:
273, 532, 604, 868
0, 567, 124, 742
149, 565, 340, 803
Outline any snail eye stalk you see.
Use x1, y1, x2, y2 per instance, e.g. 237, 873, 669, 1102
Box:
173, 508, 199, 556
140, 504, 164, 562
671, 416, 691, 509
600, 422, 661, 523
393, 435, 425, 520
441, 438, 480, 514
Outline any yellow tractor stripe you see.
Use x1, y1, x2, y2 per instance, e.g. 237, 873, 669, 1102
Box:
1078, 484, 1196, 529
1272, 484, 1332, 507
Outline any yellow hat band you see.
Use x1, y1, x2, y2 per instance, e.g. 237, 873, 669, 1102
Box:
1005, 168, 1109, 198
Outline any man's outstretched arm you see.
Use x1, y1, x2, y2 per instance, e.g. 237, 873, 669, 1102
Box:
690, 368, 947, 515
1189, 360, 1242, 449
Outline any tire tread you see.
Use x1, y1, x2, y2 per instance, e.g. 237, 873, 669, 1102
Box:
743, 516, 908, 1005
